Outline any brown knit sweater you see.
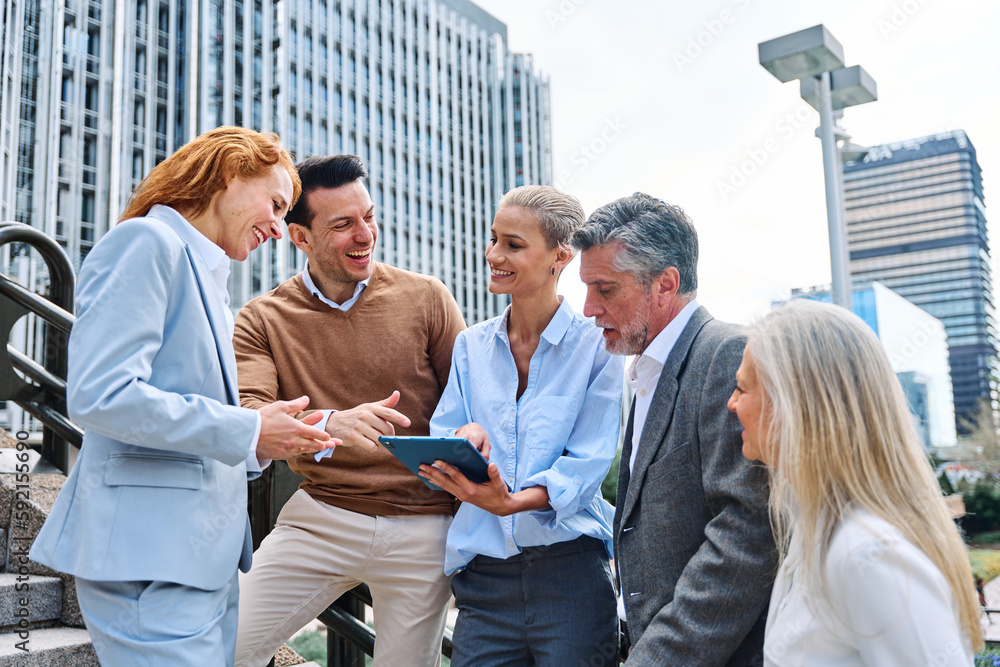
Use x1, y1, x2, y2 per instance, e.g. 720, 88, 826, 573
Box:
234, 262, 466, 516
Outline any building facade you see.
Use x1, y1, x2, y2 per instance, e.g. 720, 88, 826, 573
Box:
843, 131, 996, 432
0, 0, 551, 431
792, 282, 958, 450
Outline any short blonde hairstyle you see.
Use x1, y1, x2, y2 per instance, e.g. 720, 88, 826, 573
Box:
120, 126, 300, 222
748, 299, 982, 651
498, 185, 585, 251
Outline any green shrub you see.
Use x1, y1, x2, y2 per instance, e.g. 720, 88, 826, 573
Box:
969, 530, 1000, 545
976, 645, 1000, 666
961, 479, 1000, 535
970, 549, 1000, 583
602, 449, 621, 506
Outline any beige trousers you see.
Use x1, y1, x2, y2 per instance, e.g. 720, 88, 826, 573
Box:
234, 490, 453, 667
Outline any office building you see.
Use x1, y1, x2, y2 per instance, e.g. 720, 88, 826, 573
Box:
792, 282, 957, 450
843, 131, 996, 432
0, 0, 551, 431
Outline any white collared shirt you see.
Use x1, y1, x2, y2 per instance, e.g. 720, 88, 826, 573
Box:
301, 260, 369, 311
618, 298, 701, 623
151, 204, 235, 338
627, 298, 699, 473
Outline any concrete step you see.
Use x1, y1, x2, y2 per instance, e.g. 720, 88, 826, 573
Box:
0, 574, 62, 631
0, 626, 98, 665
0, 473, 81, 628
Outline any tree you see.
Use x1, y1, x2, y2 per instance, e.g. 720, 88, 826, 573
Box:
955, 399, 1000, 480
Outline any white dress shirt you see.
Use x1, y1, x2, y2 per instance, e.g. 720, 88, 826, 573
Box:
618, 298, 698, 621
301, 259, 369, 311
627, 298, 699, 473
765, 508, 973, 666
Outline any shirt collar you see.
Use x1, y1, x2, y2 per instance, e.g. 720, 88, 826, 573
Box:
150, 204, 231, 305
489, 296, 575, 346
300, 259, 369, 310
641, 298, 700, 366
151, 204, 228, 272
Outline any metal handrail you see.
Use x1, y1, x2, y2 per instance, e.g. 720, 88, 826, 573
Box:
7, 344, 68, 401
0, 275, 74, 333
0, 222, 77, 471
310, 583, 454, 665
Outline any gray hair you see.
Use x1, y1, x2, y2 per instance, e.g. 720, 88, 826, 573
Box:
571, 192, 698, 293
498, 185, 585, 251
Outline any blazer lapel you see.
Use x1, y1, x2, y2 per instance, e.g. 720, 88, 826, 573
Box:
152, 209, 240, 407
614, 397, 636, 531
619, 307, 713, 527
182, 245, 240, 406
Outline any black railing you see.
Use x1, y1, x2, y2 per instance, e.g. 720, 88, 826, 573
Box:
315, 583, 454, 666
0, 222, 81, 469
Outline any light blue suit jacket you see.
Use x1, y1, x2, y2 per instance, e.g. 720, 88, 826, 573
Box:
30, 207, 261, 591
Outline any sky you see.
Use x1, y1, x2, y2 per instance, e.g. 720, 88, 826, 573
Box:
472, 0, 1000, 324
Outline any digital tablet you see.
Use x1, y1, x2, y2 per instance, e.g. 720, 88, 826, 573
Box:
378, 436, 490, 491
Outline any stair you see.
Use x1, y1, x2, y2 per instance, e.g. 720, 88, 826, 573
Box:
0, 574, 63, 630
0, 627, 96, 665
0, 429, 97, 665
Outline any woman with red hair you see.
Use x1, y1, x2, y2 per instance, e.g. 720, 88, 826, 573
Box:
31, 127, 332, 666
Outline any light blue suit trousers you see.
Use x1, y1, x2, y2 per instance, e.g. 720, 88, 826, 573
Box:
76, 573, 240, 667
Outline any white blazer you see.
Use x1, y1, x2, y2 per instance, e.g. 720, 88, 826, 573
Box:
764, 508, 973, 666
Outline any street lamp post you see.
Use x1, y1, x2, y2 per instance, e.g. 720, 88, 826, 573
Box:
758, 25, 877, 310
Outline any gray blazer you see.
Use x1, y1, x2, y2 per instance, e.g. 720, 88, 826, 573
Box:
615, 306, 775, 666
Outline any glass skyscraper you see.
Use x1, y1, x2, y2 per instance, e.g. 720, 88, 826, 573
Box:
792, 282, 957, 450
843, 130, 996, 432
0, 0, 551, 431
1, 0, 549, 320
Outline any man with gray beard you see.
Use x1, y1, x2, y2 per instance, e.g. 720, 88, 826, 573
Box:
573, 193, 775, 666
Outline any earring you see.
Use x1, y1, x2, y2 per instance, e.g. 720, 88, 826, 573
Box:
551, 267, 556, 275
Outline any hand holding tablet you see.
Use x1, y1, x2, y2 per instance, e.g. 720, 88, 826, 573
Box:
378, 436, 491, 491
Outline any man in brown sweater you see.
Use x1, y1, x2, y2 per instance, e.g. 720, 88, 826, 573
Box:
232, 155, 466, 667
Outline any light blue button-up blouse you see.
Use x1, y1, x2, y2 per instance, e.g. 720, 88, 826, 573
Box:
430, 297, 625, 574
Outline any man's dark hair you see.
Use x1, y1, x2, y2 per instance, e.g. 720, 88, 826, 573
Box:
285, 154, 368, 228
571, 192, 699, 294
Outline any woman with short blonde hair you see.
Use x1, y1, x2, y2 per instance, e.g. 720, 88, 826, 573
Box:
728, 299, 982, 665
423, 184, 623, 665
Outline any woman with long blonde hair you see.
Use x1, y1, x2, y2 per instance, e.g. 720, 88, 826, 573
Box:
728, 299, 982, 665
